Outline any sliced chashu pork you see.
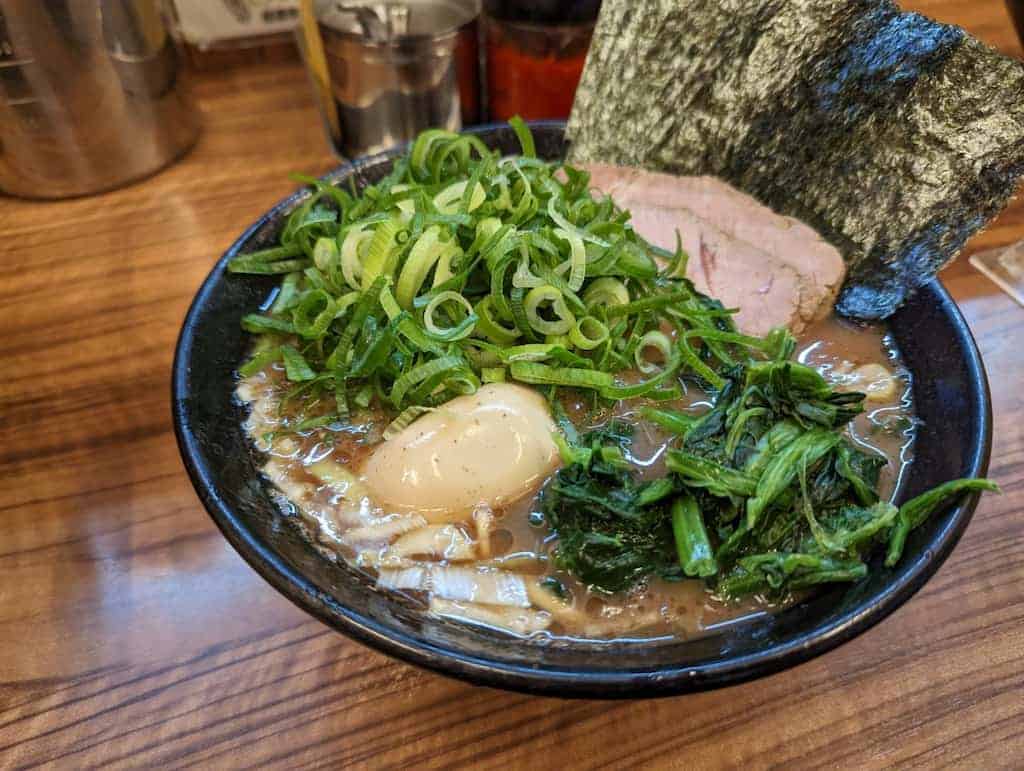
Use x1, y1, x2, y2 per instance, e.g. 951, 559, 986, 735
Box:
584, 164, 846, 336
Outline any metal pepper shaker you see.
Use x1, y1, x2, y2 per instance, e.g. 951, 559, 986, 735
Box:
301, 0, 480, 159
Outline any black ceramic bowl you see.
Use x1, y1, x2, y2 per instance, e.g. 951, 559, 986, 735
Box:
173, 123, 992, 698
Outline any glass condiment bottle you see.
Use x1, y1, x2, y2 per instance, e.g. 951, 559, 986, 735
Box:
483, 0, 601, 121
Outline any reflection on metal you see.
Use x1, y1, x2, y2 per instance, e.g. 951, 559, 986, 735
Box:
301, 0, 478, 158
0, 0, 200, 199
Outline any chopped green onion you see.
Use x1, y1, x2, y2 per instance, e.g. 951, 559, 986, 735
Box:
270, 272, 302, 315
512, 245, 545, 289
294, 413, 342, 432
313, 237, 339, 271
474, 295, 521, 344
361, 219, 401, 289
396, 226, 452, 309
634, 330, 673, 374
600, 351, 682, 399
239, 346, 282, 378
509, 286, 539, 342
640, 406, 696, 435
552, 228, 587, 292
347, 316, 399, 378
231, 244, 302, 265
327, 275, 387, 371
524, 285, 576, 336
569, 316, 610, 350
482, 367, 507, 383
353, 384, 374, 408
242, 314, 294, 335
228, 258, 311, 275
509, 115, 536, 158
391, 355, 476, 407
546, 193, 609, 248
379, 284, 446, 356
292, 289, 337, 339
333, 291, 361, 318
424, 290, 478, 342
280, 344, 317, 382
384, 405, 435, 439
434, 180, 486, 214
340, 225, 372, 289
664, 230, 689, 278
582, 277, 630, 309
499, 343, 588, 367
606, 290, 693, 319
509, 361, 613, 390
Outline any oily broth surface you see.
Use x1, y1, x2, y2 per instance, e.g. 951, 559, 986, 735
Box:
797, 314, 916, 500
238, 316, 915, 640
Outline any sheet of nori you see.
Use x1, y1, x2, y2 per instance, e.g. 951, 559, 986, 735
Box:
567, 0, 1024, 319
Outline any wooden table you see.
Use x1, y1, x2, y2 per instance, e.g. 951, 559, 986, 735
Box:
2, 2, 1022, 767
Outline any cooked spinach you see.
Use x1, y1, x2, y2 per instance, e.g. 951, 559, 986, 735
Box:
542, 422, 686, 593
541, 364, 997, 599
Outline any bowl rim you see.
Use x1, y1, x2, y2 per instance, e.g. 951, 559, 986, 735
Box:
172, 122, 993, 698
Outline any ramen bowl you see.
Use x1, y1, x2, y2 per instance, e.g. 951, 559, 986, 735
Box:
172, 123, 991, 697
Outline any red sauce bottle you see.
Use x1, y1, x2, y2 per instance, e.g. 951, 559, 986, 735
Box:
483, 0, 602, 121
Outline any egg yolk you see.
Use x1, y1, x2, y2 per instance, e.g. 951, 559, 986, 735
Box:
361, 383, 560, 518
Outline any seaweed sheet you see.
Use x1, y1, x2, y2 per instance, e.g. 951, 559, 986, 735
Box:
567, 0, 1024, 319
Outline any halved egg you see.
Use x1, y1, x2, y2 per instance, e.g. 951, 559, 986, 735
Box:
361, 383, 560, 520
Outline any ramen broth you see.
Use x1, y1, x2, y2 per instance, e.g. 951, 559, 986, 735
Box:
238, 315, 915, 640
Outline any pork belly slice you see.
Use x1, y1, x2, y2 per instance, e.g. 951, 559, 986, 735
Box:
584, 164, 846, 335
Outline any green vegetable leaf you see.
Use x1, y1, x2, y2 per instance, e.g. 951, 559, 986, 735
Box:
885, 479, 1000, 566
280, 344, 317, 382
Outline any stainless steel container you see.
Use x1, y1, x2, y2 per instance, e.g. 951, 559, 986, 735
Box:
0, 1, 200, 199
306, 1, 479, 159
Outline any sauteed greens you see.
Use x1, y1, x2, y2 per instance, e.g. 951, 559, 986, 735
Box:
232, 120, 996, 601
543, 380, 997, 597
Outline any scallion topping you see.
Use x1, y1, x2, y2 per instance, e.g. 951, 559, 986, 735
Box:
232, 120, 797, 420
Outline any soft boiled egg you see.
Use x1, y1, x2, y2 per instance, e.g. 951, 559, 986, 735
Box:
361, 383, 560, 520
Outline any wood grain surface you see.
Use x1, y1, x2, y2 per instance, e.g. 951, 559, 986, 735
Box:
2, 2, 1023, 768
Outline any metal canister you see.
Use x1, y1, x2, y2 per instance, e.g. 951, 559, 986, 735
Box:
0, 0, 200, 199
309, 1, 480, 159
